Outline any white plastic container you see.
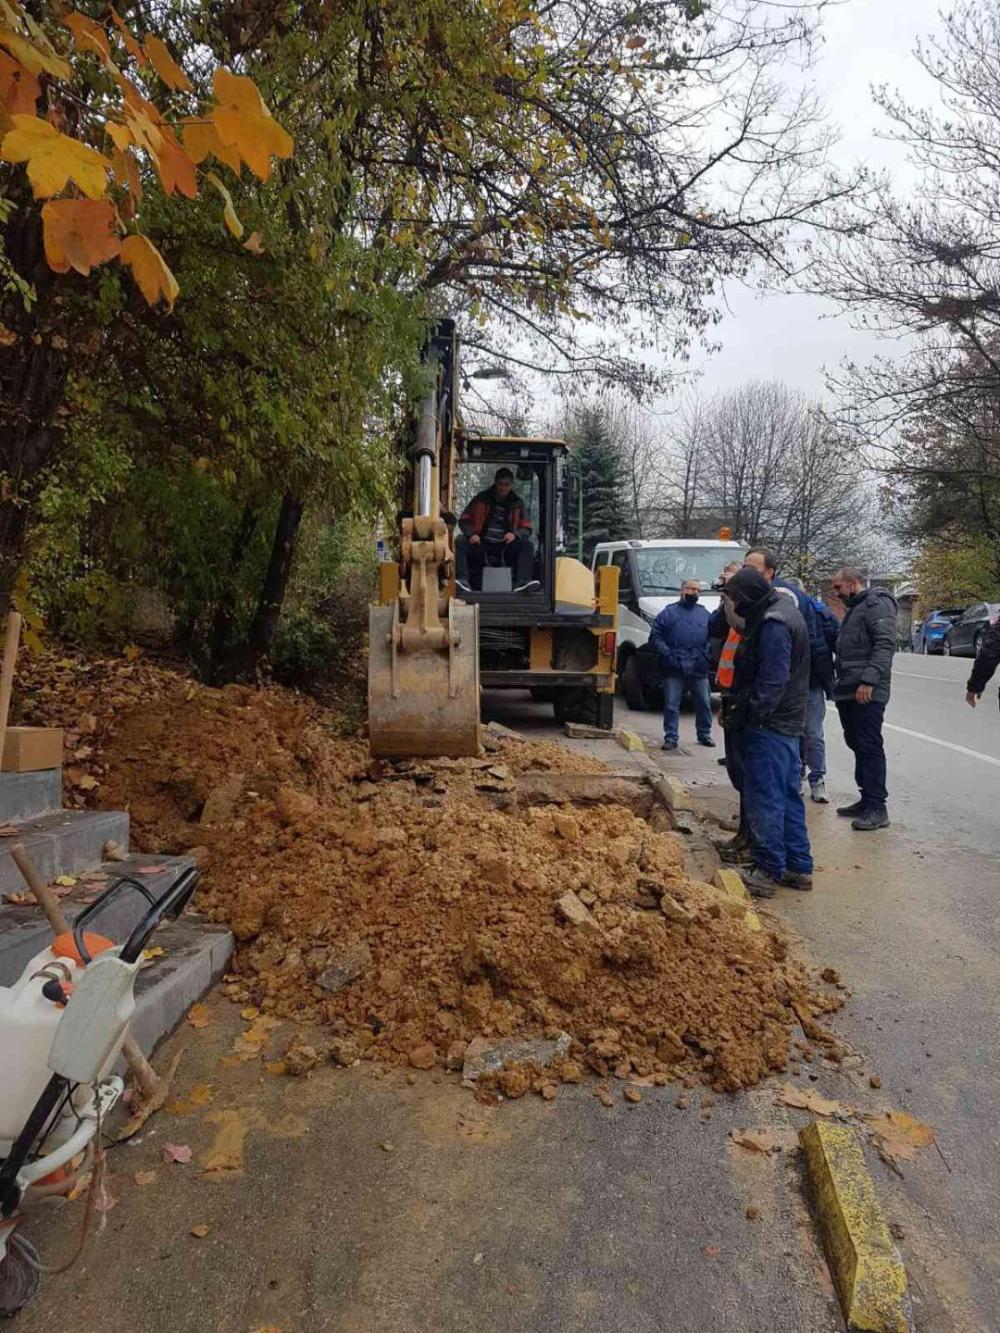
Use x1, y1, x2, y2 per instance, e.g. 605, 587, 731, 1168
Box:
0, 946, 81, 1153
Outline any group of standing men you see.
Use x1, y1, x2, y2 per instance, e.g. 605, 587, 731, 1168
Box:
648, 550, 898, 899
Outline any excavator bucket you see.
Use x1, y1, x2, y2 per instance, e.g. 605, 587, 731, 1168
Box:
368, 600, 481, 758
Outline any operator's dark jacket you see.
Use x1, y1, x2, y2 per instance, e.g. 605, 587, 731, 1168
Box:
725, 572, 810, 737
967, 618, 1000, 707
832, 586, 897, 704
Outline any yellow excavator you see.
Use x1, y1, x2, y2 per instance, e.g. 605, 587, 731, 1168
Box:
369, 320, 619, 758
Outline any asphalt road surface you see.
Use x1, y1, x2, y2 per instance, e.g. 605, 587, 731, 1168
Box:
17, 655, 998, 1333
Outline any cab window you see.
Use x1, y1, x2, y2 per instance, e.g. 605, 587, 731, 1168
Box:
611, 551, 634, 598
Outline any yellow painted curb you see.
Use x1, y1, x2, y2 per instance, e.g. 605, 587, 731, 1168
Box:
800, 1122, 912, 1333
712, 866, 762, 933
652, 773, 692, 812
616, 729, 645, 753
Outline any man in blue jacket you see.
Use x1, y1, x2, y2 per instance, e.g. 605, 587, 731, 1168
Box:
649, 578, 715, 752
744, 549, 839, 803
722, 566, 813, 897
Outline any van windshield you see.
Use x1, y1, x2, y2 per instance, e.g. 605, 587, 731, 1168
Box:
634, 547, 746, 594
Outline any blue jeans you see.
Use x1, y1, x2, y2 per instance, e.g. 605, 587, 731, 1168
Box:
662, 673, 713, 746
742, 727, 813, 879
802, 686, 827, 782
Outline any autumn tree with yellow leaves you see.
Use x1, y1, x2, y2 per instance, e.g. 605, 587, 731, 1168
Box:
1, 0, 858, 679
0, 0, 294, 609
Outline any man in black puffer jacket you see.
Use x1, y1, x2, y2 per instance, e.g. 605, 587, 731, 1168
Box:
830, 567, 897, 831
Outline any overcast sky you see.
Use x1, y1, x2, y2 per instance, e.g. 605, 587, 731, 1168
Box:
683, 0, 944, 400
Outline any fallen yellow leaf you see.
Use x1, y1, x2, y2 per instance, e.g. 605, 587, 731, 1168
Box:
779, 1084, 846, 1117
186, 1003, 211, 1029
864, 1109, 936, 1163
166, 1082, 213, 1115
189, 1223, 209, 1238
133, 1170, 157, 1186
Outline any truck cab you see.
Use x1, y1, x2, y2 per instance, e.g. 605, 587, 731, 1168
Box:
591, 538, 747, 710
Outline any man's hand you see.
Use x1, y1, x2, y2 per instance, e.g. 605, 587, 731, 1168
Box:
855, 684, 873, 704
469, 534, 480, 546
502, 532, 515, 545
966, 691, 979, 709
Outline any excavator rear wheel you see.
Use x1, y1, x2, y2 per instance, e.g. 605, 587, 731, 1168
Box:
552, 687, 614, 731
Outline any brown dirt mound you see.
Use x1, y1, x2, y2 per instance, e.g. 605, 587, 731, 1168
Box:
15, 652, 839, 1094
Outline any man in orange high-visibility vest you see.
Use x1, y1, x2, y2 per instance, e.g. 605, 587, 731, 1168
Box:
709, 560, 749, 862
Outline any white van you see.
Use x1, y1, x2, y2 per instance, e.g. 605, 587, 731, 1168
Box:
591, 538, 747, 709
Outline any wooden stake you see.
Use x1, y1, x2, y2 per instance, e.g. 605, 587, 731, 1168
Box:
10, 841, 164, 1104
10, 841, 70, 935
0, 611, 22, 772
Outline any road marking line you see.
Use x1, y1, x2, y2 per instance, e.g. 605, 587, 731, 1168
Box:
884, 723, 1000, 767
894, 669, 962, 681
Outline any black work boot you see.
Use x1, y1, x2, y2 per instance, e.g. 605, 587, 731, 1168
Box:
742, 865, 780, 899
781, 870, 814, 891
852, 805, 890, 831
720, 834, 751, 864
836, 799, 866, 818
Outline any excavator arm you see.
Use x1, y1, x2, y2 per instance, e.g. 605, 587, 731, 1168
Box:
368, 322, 482, 758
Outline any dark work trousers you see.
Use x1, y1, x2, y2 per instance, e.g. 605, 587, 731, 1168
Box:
742, 727, 813, 879
836, 699, 888, 807
456, 536, 533, 588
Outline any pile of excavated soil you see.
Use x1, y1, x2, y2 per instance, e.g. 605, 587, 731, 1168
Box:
98, 691, 837, 1093
12, 651, 192, 808
16, 652, 841, 1094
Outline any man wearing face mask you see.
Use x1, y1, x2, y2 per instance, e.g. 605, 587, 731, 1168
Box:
743, 548, 839, 803
722, 566, 813, 897
829, 566, 897, 830
648, 578, 715, 752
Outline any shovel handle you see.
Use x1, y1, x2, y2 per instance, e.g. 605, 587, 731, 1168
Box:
10, 842, 70, 935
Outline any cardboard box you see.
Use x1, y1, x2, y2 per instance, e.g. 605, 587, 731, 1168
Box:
2, 727, 64, 773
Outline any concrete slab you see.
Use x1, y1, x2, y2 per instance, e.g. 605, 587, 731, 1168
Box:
0, 854, 195, 985
0, 769, 62, 823
127, 917, 234, 1060
0, 808, 129, 896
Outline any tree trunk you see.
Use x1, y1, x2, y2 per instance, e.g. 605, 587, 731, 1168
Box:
202, 504, 260, 672
0, 193, 70, 610
211, 492, 303, 683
